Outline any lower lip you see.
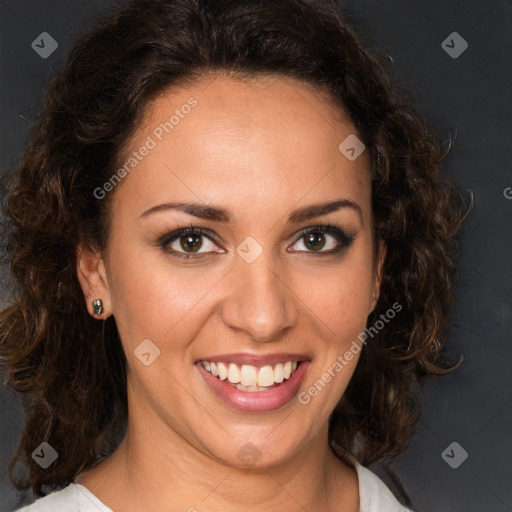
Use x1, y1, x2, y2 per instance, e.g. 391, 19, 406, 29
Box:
197, 361, 310, 413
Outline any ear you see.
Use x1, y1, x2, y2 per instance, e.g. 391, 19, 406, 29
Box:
369, 239, 387, 313
76, 243, 112, 319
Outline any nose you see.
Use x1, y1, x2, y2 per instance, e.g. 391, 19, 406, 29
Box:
220, 252, 300, 343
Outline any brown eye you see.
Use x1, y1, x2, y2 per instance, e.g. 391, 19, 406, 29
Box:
179, 234, 203, 253
158, 227, 224, 259
289, 225, 355, 254
303, 232, 327, 251
167, 232, 218, 255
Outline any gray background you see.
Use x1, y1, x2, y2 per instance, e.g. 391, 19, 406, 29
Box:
0, 0, 511, 511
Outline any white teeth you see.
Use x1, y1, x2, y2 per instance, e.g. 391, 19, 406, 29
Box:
240, 365, 258, 386
235, 384, 274, 393
217, 362, 228, 380
257, 365, 274, 387
236, 384, 274, 393
228, 363, 241, 384
200, 359, 301, 390
283, 361, 292, 379
274, 363, 284, 383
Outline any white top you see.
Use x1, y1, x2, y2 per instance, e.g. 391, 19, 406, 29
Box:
14, 460, 413, 512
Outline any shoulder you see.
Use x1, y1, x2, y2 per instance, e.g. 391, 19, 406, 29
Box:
14, 483, 113, 512
352, 461, 414, 512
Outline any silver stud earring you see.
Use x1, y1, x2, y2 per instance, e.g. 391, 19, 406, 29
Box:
92, 299, 104, 316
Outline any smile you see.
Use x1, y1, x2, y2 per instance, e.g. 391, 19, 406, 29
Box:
200, 360, 299, 392
197, 355, 310, 413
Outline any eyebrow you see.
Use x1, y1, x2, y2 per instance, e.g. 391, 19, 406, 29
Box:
139, 199, 362, 224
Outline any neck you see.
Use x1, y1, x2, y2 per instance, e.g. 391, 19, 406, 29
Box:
77, 391, 359, 511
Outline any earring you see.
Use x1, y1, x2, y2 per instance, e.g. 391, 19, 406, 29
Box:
92, 299, 104, 316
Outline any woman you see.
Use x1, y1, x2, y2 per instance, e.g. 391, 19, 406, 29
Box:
0, 0, 466, 510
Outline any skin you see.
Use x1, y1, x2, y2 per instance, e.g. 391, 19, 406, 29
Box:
76, 73, 386, 512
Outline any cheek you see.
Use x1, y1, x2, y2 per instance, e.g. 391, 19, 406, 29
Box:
293, 246, 374, 339
106, 243, 220, 349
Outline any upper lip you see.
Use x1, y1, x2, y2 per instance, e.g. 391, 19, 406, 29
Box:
196, 352, 310, 366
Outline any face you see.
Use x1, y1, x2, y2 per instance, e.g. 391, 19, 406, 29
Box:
78, 73, 385, 469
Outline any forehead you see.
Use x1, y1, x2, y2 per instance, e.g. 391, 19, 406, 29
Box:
112, 73, 372, 223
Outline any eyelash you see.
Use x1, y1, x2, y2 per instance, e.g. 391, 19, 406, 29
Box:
156, 223, 355, 260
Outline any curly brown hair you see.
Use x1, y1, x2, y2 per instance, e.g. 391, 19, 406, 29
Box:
0, 0, 466, 499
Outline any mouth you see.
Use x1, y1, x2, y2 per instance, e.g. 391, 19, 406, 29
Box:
200, 360, 300, 392
196, 354, 310, 412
